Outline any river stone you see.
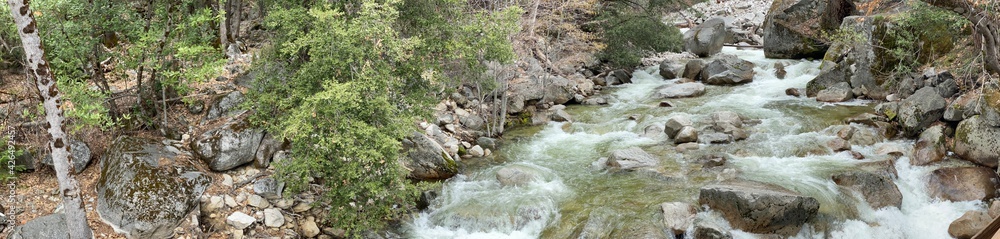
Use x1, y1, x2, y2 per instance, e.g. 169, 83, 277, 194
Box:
948, 210, 990, 239
572, 208, 614, 239
897, 87, 947, 137
643, 125, 666, 139
693, 217, 733, 239
191, 115, 265, 171
41, 139, 91, 173
206, 91, 246, 120
460, 114, 486, 131
654, 83, 706, 99
468, 145, 485, 157
826, 138, 851, 152
684, 59, 706, 81
807, 16, 883, 100
912, 125, 946, 166
541, 76, 576, 105
606, 69, 633, 86
927, 167, 1000, 202
832, 171, 902, 209
711, 111, 743, 132
402, 132, 458, 180
476, 137, 498, 150
816, 82, 854, 102
606, 147, 659, 171
8, 213, 89, 239
698, 181, 820, 236
762, 0, 854, 59
943, 92, 980, 122
551, 109, 572, 122
675, 126, 699, 144
701, 54, 755, 85
665, 116, 694, 139
685, 17, 728, 57
97, 137, 210, 239
661, 202, 696, 236
659, 60, 683, 79
700, 133, 732, 144
496, 164, 541, 187
953, 116, 1000, 167
253, 177, 285, 200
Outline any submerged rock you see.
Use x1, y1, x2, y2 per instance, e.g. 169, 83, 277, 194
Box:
927, 167, 1000, 202
606, 147, 660, 171
496, 164, 542, 187
693, 216, 733, 239
654, 82, 706, 99
97, 137, 210, 239
665, 116, 694, 139
699, 181, 819, 236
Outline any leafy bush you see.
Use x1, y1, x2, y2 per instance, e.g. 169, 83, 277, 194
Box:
597, 3, 684, 69
245, 0, 519, 235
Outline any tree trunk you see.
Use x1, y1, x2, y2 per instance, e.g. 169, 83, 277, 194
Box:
926, 0, 1000, 75
5, 1, 93, 238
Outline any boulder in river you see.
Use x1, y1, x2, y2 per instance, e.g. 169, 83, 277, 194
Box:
684, 59, 706, 81
948, 210, 990, 239
606, 147, 660, 171
665, 115, 694, 139
953, 116, 1000, 167
654, 82, 706, 99
927, 167, 1000, 202
698, 180, 820, 236
762, 0, 855, 59
897, 87, 946, 137
402, 132, 458, 180
700, 54, 755, 85
675, 126, 700, 144
911, 125, 946, 166
815, 82, 854, 102
806, 16, 883, 100
659, 60, 684, 79
685, 17, 728, 57
832, 171, 902, 209
98, 137, 211, 239
693, 217, 733, 239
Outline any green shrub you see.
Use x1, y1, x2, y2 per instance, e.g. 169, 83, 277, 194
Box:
597, 4, 683, 69
875, 0, 966, 78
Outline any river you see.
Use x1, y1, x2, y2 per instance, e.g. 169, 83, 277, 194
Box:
406, 47, 984, 239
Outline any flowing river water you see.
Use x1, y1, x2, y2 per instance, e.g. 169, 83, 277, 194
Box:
406, 47, 985, 238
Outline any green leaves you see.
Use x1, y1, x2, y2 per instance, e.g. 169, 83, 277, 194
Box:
598, 13, 683, 69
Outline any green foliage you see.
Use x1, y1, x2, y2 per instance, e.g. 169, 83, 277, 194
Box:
597, 1, 684, 69
0, 6, 23, 68
877, 0, 966, 78
245, 0, 518, 235
0, 139, 25, 182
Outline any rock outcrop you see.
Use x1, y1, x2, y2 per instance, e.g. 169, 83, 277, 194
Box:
401, 132, 458, 180
953, 116, 1000, 167
762, 0, 855, 59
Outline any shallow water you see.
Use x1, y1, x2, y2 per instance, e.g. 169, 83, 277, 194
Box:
406, 47, 983, 239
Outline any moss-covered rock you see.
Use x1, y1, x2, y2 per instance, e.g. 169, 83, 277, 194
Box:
401, 132, 458, 180
762, 0, 855, 59
191, 115, 265, 171
97, 137, 210, 239
953, 116, 1000, 167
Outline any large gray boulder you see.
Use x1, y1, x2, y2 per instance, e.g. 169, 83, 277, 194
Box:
762, 0, 855, 59
659, 60, 685, 79
912, 125, 946, 166
683, 60, 706, 81
685, 18, 728, 57
8, 213, 90, 239
806, 16, 882, 99
191, 115, 265, 171
984, 87, 1000, 127
700, 54, 755, 85
953, 116, 1000, 167
815, 82, 854, 102
402, 132, 458, 180
654, 83, 706, 99
97, 137, 211, 239
927, 167, 1000, 202
205, 91, 246, 120
606, 147, 659, 171
832, 171, 902, 209
897, 87, 946, 137
698, 181, 820, 236
41, 139, 91, 173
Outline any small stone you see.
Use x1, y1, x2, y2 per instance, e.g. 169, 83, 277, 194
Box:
204, 196, 225, 212
676, 142, 700, 152
468, 145, 485, 157
263, 208, 285, 228
247, 195, 270, 208
222, 174, 234, 187
300, 219, 321, 238
659, 101, 674, 107
292, 202, 313, 213
461, 141, 472, 149
826, 138, 851, 152
275, 199, 294, 209
850, 151, 865, 160
254, 178, 285, 200
226, 212, 256, 230
225, 195, 238, 208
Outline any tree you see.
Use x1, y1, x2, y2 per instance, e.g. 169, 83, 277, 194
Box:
926, 0, 1000, 75
5, 0, 92, 238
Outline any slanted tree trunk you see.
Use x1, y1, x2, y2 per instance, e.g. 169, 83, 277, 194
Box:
5, 1, 93, 238
927, 0, 1000, 75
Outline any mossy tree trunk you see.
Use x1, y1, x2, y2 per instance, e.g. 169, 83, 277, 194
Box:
5, 0, 93, 238
926, 0, 1000, 75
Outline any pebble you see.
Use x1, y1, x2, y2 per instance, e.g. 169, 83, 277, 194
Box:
300, 217, 321, 238
247, 195, 270, 208
263, 208, 285, 228
225, 195, 239, 208
227, 212, 256, 230
292, 202, 313, 213
223, 174, 234, 187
